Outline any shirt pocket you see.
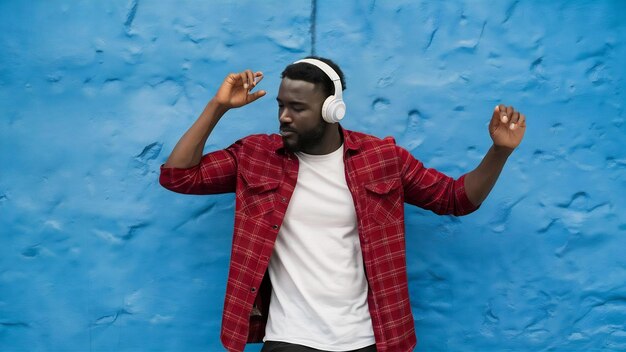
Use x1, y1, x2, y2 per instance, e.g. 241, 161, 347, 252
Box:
240, 171, 280, 217
364, 178, 403, 225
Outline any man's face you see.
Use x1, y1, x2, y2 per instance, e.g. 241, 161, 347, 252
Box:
277, 77, 328, 154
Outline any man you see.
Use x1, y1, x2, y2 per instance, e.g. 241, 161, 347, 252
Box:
160, 56, 526, 352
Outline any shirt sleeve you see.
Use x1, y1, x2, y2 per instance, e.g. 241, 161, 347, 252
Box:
397, 145, 479, 216
159, 146, 238, 195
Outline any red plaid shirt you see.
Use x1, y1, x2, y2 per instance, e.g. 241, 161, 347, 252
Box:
160, 127, 478, 352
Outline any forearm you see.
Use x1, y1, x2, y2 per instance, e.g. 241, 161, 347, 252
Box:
164, 99, 229, 168
464, 145, 513, 206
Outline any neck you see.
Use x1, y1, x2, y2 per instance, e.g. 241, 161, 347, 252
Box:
302, 123, 342, 155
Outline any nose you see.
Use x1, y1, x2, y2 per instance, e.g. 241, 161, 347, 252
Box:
279, 108, 293, 124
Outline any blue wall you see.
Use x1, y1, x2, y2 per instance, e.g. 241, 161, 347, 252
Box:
1, 1, 625, 351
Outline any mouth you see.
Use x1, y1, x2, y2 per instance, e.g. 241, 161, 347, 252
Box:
280, 127, 296, 137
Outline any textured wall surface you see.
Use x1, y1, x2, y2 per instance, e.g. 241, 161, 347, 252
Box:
1, 1, 625, 351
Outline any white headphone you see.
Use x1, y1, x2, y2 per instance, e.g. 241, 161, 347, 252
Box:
293, 58, 346, 123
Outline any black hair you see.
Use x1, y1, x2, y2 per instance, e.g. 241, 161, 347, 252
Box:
281, 56, 346, 97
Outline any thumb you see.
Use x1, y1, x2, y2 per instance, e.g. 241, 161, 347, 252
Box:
246, 90, 267, 103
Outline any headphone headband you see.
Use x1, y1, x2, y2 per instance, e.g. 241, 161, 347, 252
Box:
293, 58, 343, 100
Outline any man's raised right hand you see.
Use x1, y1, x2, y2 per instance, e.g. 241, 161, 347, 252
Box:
214, 69, 266, 109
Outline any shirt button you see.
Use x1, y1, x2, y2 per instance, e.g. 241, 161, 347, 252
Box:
281, 197, 287, 203
250, 287, 256, 293
272, 225, 278, 230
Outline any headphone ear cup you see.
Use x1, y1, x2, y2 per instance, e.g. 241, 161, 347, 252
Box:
332, 99, 346, 122
321, 96, 333, 123
321, 96, 346, 123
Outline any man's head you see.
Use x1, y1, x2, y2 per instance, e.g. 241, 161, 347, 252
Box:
281, 56, 346, 98
277, 56, 346, 155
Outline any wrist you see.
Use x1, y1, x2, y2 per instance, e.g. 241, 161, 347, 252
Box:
207, 98, 230, 117
491, 144, 514, 157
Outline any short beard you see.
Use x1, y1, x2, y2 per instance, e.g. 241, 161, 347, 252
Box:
283, 121, 326, 153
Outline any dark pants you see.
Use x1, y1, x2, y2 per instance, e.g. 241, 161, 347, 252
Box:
261, 341, 377, 352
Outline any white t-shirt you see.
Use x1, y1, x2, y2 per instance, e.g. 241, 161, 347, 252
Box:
264, 145, 375, 351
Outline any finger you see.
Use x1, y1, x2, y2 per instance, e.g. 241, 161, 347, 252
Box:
247, 89, 267, 103
245, 69, 255, 90
497, 104, 508, 123
507, 110, 519, 130
239, 72, 249, 89
226, 72, 240, 84
506, 106, 514, 122
239, 70, 254, 89
509, 111, 520, 124
519, 113, 526, 128
253, 71, 264, 86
